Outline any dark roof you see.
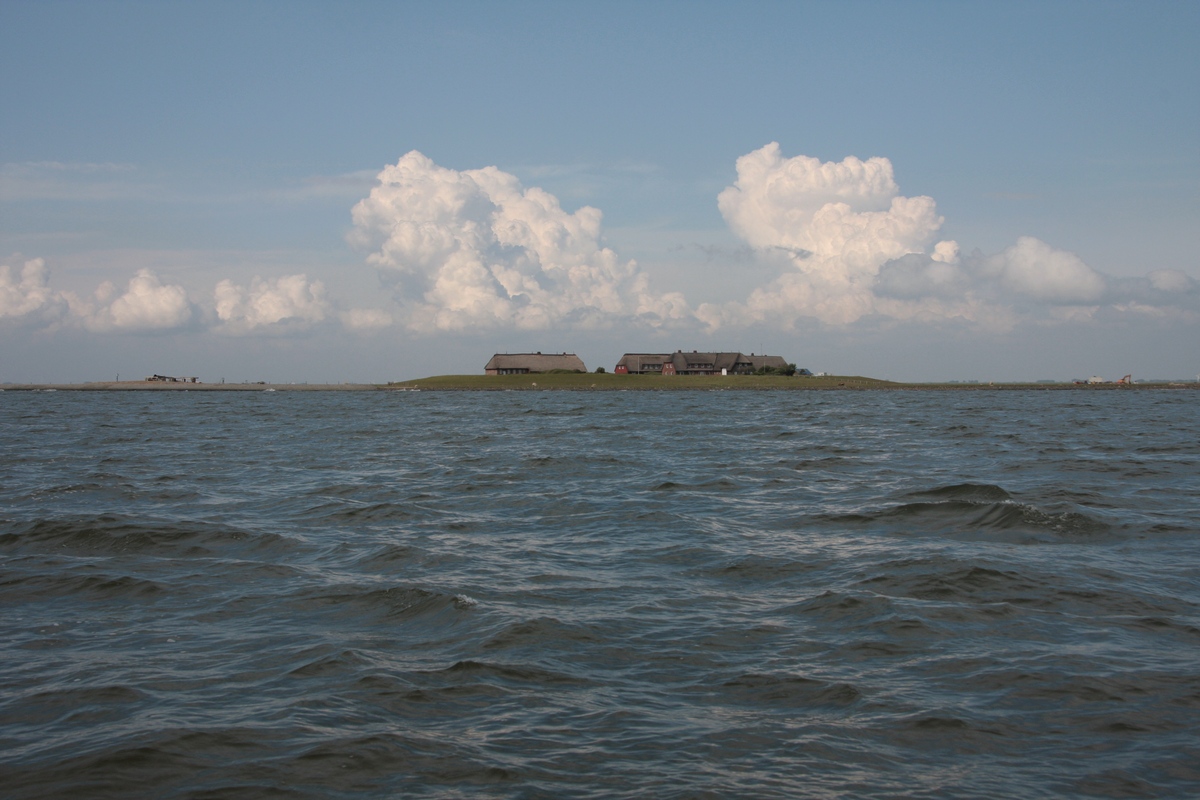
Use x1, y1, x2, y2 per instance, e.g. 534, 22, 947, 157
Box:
745, 354, 789, 370
615, 353, 670, 371
672, 351, 763, 371
485, 353, 587, 372
617, 350, 792, 373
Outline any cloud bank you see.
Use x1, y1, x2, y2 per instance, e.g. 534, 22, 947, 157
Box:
78, 269, 196, 332
214, 274, 329, 335
349, 151, 688, 332
0, 258, 67, 327
1, 257, 353, 336
2, 260, 196, 333
702, 143, 1196, 331
709, 143, 948, 326
6, 146, 1196, 346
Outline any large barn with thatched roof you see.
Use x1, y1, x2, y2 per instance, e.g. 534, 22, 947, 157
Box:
484, 352, 587, 375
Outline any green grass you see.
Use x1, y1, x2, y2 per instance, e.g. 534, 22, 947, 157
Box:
383, 373, 899, 390
380, 374, 1194, 391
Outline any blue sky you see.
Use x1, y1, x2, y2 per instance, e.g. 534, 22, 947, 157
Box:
2, 1, 1197, 382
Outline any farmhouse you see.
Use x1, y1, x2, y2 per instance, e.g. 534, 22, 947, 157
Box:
614, 351, 792, 376
484, 352, 587, 375
145, 374, 200, 383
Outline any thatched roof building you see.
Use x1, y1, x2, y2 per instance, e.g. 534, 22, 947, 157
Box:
614, 351, 791, 375
485, 352, 587, 375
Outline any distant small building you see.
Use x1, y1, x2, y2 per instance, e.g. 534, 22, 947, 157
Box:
485, 352, 587, 375
145, 374, 199, 383
614, 351, 792, 376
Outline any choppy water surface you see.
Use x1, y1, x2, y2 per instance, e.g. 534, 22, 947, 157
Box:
2, 389, 1198, 798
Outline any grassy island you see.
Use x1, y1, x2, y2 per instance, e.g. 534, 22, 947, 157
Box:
5, 377, 1195, 392
383, 374, 1197, 391
386, 373, 894, 391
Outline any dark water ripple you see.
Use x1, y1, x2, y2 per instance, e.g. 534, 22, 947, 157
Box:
2, 390, 1199, 798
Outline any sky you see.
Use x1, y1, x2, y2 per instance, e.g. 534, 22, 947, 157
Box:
2, 0, 1197, 383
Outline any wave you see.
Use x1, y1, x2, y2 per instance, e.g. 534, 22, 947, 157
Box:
777, 590, 941, 646
6, 684, 147, 728
822, 483, 1113, 542
288, 647, 375, 679
417, 659, 585, 688
351, 543, 422, 570
857, 564, 1041, 604
300, 500, 416, 524
904, 483, 1013, 502
652, 477, 741, 492
718, 672, 862, 707
3, 727, 302, 800
482, 616, 601, 651
2, 571, 167, 601
290, 732, 518, 790
705, 556, 826, 584
0, 516, 293, 559
283, 584, 477, 629
782, 590, 900, 624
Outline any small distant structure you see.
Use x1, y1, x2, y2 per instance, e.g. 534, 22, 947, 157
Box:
484, 352, 587, 375
145, 374, 200, 383
1086, 376, 1106, 384
614, 351, 795, 376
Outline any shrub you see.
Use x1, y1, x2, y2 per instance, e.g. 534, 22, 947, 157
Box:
755, 364, 798, 376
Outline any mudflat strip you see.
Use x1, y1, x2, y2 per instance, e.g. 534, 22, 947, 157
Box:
3, 382, 383, 391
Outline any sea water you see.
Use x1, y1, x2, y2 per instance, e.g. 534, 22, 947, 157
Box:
1, 389, 1198, 798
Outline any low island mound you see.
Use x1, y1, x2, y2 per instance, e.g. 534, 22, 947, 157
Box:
384, 374, 1191, 391
5, 376, 1192, 392
387, 373, 896, 391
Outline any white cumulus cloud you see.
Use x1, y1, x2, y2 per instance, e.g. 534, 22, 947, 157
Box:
981, 236, 1106, 304
214, 274, 329, 335
705, 143, 1194, 331
0, 257, 68, 327
712, 143, 953, 326
73, 269, 195, 332
349, 150, 688, 332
